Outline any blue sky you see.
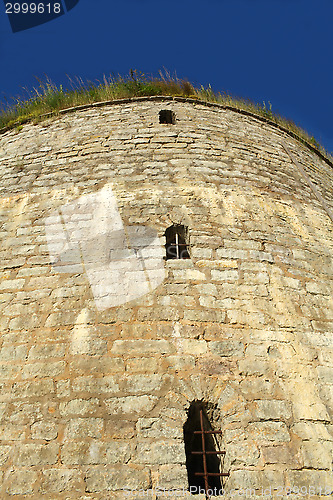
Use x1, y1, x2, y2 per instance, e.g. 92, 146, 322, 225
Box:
1, 0, 333, 153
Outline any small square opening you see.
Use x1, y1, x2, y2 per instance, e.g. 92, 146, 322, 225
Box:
159, 110, 176, 125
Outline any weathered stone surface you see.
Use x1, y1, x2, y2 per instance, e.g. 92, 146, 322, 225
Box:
105, 396, 158, 415
0, 97, 332, 497
31, 420, 58, 440
156, 464, 188, 488
135, 441, 185, 464
5, 470, 38, 495
85, 466, 151, 492
301, 440, 333, 469
111, 340, 173, 355
40, 468, 84, 493
72, 375, 120, 394
136, 418, 182, 439
0, 445, 11, 465
14, 443, 59, 466
247, 422, 290, 443
209, 340, 244, 357
252, 400, 292, 420
59, 398, 100, 416
64, 417, 104, 439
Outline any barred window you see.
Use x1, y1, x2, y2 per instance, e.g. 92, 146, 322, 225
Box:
183, 401, 229, 495
165, 225, 190, 260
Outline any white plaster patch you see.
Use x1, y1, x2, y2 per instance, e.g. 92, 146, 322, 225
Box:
45, 184, 166, 310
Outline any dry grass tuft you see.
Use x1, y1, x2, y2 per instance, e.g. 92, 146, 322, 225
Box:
0, 70, 330, 160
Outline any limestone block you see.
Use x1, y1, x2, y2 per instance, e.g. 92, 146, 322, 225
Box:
105, 396, 158, 416
183, 309, 226, 322
0, 424, 25, 441
227, 310, 267, 327
135, 441, 185, 465
10, 402, 43, 425
69, 356, 125, 376
40, 468, 84, 494
0, 364, 20, 381
64, 418, 104, 439
28, 343, 66, 360
252, 400, 292, 420
61, 441, 99, 465
111, 340, 173, 355
56, 379, 71, 398
316, 366, 333, 384
191, 247, 212, 258
105, 419, 135, 439
199, 295, 217, 308
248, 250, 274, 262
180, 339, 207, 355
286, 470, 333, 492
0, 445, 11, 465
85, 466, 151, 492
247, 422, 290, 443
9, 313, 41, 330
243, 271, 270, 285
156, 464, 188, 489
194, 283, 218, 295
261, 445, 301, 466
211, 269, 239, 281
292, 400, 330, 421
225, 440, 260, 468
164, 355, 195, 370
224, 421, 290, 445
0, 278, 25, 290
103, 441, 132, 464
136, 418, 182, 439
72, 375, 120, 394
224, 239, 262, 250
238, 359, 272, 377
59, 398, 100, 416
216, 249, 248, 260
5, 470, 38, 495
125, 375, 165, 394
301, 440, 333, 469
70, 332, 107, 357
31, 421, 58, 441
126, 357, 162, 372
292, 422, 333, 442
209, 341, 244, 357
226, 470, 262, 492
14, 443, 59, 466
21, 360, 66, 379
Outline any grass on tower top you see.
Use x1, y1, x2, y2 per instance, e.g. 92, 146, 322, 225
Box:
0, 70, 329, 160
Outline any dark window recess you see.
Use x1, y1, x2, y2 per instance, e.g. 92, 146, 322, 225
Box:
183, 401, 229, 495
165, 225, 190, 260
159, 110, 176, 124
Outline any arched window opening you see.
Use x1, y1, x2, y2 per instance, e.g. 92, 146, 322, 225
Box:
165, 225, 190, 260
159, 109, 176, 124
183, 401, 228, 495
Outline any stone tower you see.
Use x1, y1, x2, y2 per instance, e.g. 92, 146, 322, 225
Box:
0, 97, 332, 498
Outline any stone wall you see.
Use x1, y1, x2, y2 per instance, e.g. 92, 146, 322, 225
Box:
0, 97, 332, 498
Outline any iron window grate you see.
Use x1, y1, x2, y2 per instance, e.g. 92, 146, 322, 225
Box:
165, 225, 190, 260
191, 409, 229, 493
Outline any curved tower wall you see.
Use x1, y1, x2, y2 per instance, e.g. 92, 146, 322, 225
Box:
0, 98, 332, 497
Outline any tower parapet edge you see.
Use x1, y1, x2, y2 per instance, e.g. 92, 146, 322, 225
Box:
0, 98, 332, 498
